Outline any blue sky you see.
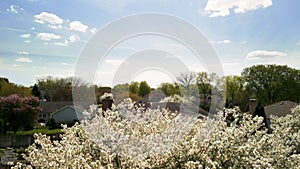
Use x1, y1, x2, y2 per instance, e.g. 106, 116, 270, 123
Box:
0, 0, 299, 87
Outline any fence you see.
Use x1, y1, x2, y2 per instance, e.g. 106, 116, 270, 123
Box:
0, 134, 60, 148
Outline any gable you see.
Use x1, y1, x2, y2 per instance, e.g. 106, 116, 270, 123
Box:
52, 106, 83, 123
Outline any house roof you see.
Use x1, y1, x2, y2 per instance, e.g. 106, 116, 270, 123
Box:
40, 101, 90, 114
51, 105, 84, 116
40, 101, 73, 114
264, 101, 298, 118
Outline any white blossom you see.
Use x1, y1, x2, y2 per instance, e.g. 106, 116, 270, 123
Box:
13, 100, 300, 168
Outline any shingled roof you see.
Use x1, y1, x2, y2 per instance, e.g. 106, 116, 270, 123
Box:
40, 101, 91, 114
264, 101, 298, 118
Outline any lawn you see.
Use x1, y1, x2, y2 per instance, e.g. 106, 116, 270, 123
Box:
0, 148, 5, 156
6, 128, 62, 135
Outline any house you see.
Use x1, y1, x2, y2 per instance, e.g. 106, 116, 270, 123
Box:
39, 101, 74, 122
264, 101, 298, 118
39, 101, 91, 123
51, 106, 84, 123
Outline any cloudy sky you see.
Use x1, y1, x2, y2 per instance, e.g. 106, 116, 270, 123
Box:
0, 0, 299, 87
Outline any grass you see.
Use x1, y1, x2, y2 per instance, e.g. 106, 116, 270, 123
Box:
6, 128, 62, 135
0, 148, 5, 156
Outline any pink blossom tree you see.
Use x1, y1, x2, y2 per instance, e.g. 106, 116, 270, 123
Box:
0, 94, 41, 135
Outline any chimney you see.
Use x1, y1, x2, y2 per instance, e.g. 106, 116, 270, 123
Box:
249, 99, 257, 114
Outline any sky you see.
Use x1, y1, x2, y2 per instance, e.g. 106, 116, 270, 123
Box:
0, 0, 299, 88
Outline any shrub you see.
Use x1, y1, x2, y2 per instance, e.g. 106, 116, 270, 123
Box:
12, 100, 300, 168
46, 118, 59, 130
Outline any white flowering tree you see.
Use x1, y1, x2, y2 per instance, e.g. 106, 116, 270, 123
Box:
12, 99, 300, 168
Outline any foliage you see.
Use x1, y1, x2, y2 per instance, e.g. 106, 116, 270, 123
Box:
270, 105, 300, 154
196, 72, 213, 100
0, 82, 31, 97
0, 118, 5, 135
197, 72, 225, 112
160, 94, 199, 108
37, 76, 73, 101
0, 94, 40, 134
112, 83, 129, 104
225, 75, 243, 105
138, 81, 151, 97
242, 64, 300, 105
0, 77, 9, 90
46, 118, 59, 130
12, 98, 300, 168
6, 128, 61, 135
112, 83, 142, 103
158, 82, 181, 96
129, 81, 139, 94
31, 84, 41, 98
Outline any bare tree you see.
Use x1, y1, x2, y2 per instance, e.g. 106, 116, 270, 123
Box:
176, 72, 196, 89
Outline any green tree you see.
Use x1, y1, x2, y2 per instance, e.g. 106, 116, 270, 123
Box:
242, 64, 300, 105
0, 94, 40, 134
0, 118, 5, 135
138, 81, 151, 97
37, 76, 74, 101
225, 75, 243, 105
0, 82, 31, 97
112, 83, 129, 104
129, 82, 139, 94
197, 72, 225, 112
196, 72, 213, 100
158, 82, 181, 96
46, 118, 59, 130
32, 84, 41, 98
0, 77, 9, 90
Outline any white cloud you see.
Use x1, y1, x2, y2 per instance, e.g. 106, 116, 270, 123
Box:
36, 33, 61, 41
16, 57, 32, 63
246, 50, 287, 59
12, 64, 20, 67
19, 51, 29, 55
204, 0, 273, 17
20, 34, 31, 38
61, 62, 69, 66
90, 28, 97, 33
240, 40, 247, 44
53, 35, 80, 47
69, 34, 80, 43
54, 40, 68, 46
217, 40, 231, 44
48, 24, 62, 29
69, 21, 88, 32
24, 40, 31, 43
34, 12, 63, 26
211, 39, 231, 44
7, 4, 22, 14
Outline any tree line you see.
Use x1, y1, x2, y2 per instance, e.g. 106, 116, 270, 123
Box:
0, 64, 299, 135
1, 64, 299, 112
